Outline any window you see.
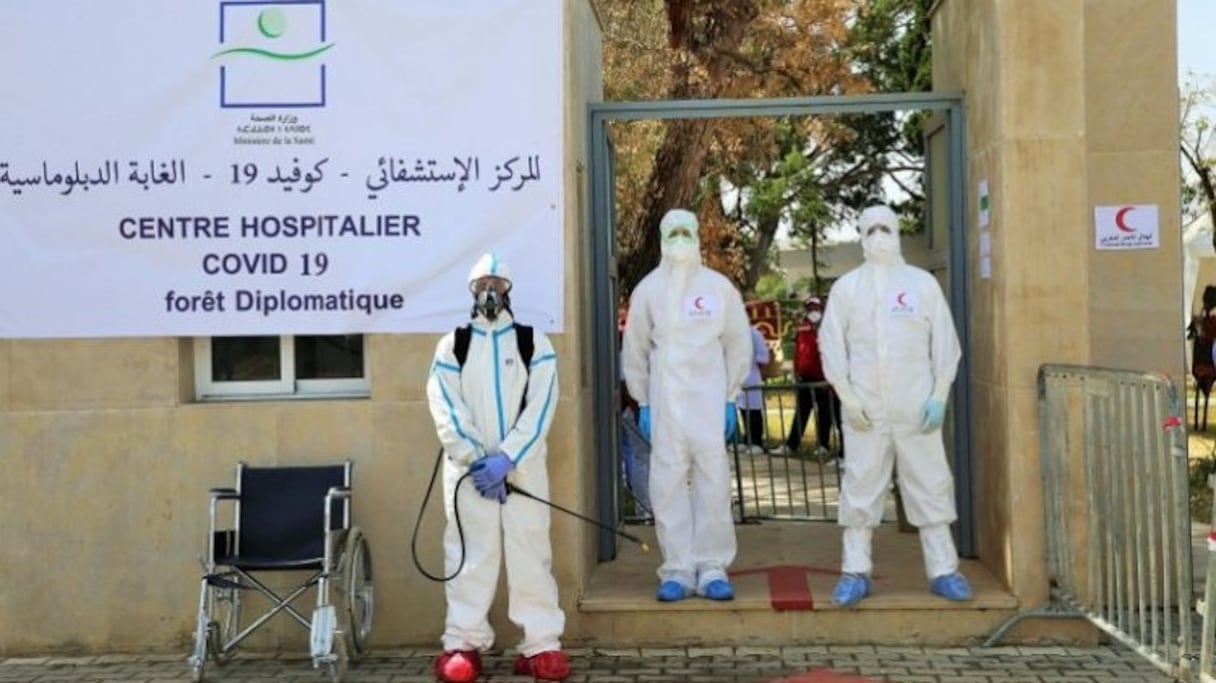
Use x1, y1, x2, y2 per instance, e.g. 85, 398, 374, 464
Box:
194, 335, 368, 400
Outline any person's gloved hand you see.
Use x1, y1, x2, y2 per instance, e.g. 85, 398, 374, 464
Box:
638, 405, 651, 441
480, 480, 508, 504
920, 398, 947, 432
836, 385, 873, 431
470, 452, 513, 502
724, 402, 738, 441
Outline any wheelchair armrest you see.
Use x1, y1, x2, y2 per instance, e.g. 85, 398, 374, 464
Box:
205, 489, 238, 568
326, 485, 351, 500
212, 530, 235, 560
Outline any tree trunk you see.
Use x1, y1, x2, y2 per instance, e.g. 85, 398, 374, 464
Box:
619, 0, 759, 295
744, 213, 780, 292
622, 120, 715, 291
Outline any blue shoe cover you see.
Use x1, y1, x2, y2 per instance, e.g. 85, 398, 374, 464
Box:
698, 579, 735, 601
929, 572, 973, 601
656, 580, 692, 602
832, 573, 871, 607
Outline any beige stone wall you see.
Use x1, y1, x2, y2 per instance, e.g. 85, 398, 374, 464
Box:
931, 0, 1180, 604
0, 0, 603, 656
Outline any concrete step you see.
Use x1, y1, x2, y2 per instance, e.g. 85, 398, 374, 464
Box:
571, 522, 1052, 647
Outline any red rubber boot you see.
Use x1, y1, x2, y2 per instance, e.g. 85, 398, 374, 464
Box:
434, 650, 482, 683
513, 650, 571, 681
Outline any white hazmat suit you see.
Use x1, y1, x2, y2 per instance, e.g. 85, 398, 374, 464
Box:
621, 209, 753, 596
425, 254, 565, 659
818, 206, 964, 586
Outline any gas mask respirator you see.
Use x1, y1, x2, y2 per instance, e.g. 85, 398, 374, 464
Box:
474, 288, 505, 321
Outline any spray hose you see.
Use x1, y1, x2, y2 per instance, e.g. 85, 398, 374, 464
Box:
411, 448, 650, 583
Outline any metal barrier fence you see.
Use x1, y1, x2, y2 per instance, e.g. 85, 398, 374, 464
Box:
618, 380, 903, 524
729, 380, 844, 522
986, 364, 1196, 680
1203, 479, 1216, 682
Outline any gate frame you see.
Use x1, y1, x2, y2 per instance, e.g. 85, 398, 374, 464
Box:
587, 92, 971, 560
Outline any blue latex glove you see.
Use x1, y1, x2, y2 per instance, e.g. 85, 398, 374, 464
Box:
470, 452, 513, 501
920, 398, 947, 432
480, 479, 508, 504
638, 405, 651, 441
724, 402, 738, 441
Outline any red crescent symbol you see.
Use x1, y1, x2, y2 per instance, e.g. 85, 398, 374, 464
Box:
695, 296, 705, 310
1115, 206, 1136, 233
897, 292, 908, 306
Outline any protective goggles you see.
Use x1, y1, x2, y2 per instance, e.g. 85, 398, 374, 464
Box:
469, 276, 511, 296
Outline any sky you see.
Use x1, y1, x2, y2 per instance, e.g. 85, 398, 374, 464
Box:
1178, 0, 1216, 82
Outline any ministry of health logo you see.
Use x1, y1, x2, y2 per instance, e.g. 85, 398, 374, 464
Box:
215, 0, 334, 108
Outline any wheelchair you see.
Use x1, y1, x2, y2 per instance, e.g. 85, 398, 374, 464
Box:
187, 461, 374, 682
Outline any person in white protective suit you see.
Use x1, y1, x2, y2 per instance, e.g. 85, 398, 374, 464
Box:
621, 208, 754, 602
425, 253, 570, 683
818, 205, 973, 607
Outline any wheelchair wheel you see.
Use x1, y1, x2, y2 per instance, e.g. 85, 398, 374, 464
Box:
340, 526, 374, 659
207, 579, 242, 664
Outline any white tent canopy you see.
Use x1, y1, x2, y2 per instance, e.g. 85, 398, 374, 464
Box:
1183, 212, 1215, 324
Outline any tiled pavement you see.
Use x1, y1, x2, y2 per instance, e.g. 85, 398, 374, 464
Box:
0, 645, 1179, 682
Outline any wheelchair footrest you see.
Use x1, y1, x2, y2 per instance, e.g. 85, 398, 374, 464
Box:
310, 605, 336, 660
204, 573, 244, 590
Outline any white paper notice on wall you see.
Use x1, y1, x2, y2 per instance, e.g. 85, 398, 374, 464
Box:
1094, 204, 1159, 250
978, 180, 990, 228
979, 231, 991, 279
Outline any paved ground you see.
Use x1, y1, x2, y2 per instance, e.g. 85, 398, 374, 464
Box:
0, 644, 1180, 682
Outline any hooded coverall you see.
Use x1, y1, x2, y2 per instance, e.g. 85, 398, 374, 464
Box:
620, 214, 753, 592
425, 308, 563, 656
818, 208, 964, 581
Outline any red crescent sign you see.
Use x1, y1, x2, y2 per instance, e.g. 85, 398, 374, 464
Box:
694, 296, 705, 310
896, 292, 908, 306
1115, 206, 1136, 233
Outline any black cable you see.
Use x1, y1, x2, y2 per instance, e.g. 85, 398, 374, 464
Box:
506, 483, 650, 550
412, 447, 651, 582
411, 447, 471, 582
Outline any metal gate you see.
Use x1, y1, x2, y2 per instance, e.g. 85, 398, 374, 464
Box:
587, 93, 970, 559
986, 364, 1196, 680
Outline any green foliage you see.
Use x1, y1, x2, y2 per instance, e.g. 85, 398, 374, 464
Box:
1189, 453, 1216, 523
753, 272, 791, 300
1180, 74, 1216, 226
839, 0, 936, 227
598, 0, 937, 293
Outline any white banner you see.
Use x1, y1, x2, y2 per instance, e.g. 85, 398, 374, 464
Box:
0, 1, 565, 338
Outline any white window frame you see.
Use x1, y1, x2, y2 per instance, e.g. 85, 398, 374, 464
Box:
194, 335, 370, 401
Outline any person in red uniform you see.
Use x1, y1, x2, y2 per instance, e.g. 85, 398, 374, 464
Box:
780, 295, 842, 461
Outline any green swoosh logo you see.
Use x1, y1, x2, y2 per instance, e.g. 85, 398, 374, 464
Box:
212, 44, 334, 61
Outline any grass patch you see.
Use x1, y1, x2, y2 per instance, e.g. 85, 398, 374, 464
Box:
1191, 462, 1215, 524
1190, 425, 1216, 523
1190, 440, 1216, 524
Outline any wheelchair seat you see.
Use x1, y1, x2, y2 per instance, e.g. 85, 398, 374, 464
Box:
187, 461, 374, 683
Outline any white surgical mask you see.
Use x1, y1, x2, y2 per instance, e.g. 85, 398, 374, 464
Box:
663, 240, 700, 265
862, 230, 901, 264
807, 311, 822, 323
